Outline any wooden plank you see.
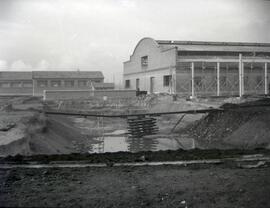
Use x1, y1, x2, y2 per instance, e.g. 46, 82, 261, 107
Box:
171, 114, 186, 133
44, 108, 223, 118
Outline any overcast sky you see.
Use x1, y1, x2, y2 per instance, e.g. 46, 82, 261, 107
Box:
0, 0, 270, 82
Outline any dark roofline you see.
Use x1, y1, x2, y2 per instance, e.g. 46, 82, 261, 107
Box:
32, 71, 104, 79
0, 71, 104, 80
156, 40, 270, 47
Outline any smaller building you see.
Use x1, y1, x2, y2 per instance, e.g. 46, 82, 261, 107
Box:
0, 71, 114, 96
32, 71, 105, 96
0, 72, 33, 95
92, 82, 115, 90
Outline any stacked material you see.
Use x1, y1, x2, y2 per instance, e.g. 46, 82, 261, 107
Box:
127, 116, 158, 137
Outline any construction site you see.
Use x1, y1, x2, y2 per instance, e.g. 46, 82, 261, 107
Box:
1, 1, 270, 204
0, 92, 270, 207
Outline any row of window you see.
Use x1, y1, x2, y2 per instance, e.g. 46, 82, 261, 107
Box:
125, 75, 172, 89
37, 80, 89, 88
0, 81, 32, 88
0, 80, 101, 88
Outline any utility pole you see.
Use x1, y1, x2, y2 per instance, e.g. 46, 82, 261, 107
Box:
239, 53, 243, 97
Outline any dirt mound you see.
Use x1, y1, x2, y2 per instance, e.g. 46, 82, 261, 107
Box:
0, 113, 86, 156
184, 99, 270, 149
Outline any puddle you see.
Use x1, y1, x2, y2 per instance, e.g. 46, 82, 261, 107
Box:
72, 116, 195, 154
88, 135, 195, 154
104, 130, 126, 136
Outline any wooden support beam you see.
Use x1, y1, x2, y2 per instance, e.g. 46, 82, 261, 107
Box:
265, 62, 268, 95
171, 114, 186, 133
191, 62, 195, 98
217, 62, 220, 96
44, 108, 222, 118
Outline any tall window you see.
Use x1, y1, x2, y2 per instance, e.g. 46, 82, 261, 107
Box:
0, 82, 10, 88
64, 80, 74, 87
136, 78, 140, 90
23, 81, 33, 88
11, 82, 22, 88
163, 75, 172, 87
78, 80, 87, 87
125, 80, 130, 88
51, 80, 61, 87
37, 80, 48, 87
141, 56, 148, 68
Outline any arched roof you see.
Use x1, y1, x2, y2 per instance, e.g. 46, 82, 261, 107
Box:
130, 37, 159, 58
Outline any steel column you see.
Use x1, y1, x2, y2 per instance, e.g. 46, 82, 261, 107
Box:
217, 62, 220, 96
265, 62, 268, 95
239, 54, 243, 97
191, 62, 195, 98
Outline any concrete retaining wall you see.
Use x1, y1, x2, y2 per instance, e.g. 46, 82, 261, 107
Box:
44, 90, 137, 100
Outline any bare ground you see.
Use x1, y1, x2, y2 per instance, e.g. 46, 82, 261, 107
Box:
0, 164, 270, 208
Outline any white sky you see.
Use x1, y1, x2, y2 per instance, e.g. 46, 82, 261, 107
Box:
0, 0, 270, 83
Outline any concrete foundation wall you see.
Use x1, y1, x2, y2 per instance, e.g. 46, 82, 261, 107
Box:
44, 90, 137, 100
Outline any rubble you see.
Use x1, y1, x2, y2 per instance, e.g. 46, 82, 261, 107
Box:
183, 98, 270, 149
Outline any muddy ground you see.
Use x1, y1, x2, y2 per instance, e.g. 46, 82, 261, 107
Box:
0, 95, 205, 156
1, 163, 270, 208
0, 95, 270, 155
0, 95, 270, 207
1, 148, 270, 164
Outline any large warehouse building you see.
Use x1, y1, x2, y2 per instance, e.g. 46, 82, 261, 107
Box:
123, 37, 270, 97
0, 71, 114, 96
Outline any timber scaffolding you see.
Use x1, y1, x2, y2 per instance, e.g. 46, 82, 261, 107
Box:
44, 101, 270, 136
44, 108, 222, 118
43, 102, 270, 118
44, 108, 222, 137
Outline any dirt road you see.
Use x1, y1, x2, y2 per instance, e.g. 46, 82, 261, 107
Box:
0, 164, 269, 208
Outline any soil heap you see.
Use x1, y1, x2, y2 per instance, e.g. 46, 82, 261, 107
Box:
184, 98, 270, 149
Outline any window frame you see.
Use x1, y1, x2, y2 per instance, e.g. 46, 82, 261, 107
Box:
141, 56, 148, 68
125, 80, 130, 88
51, 80, 62, 88
11, 82, 22, 88
23, 81, 33, 88
64, 80, 75, 87
163, 75, 172, 87
78, 80, 88, 87
0, 82, 10, 88
37, 80, 48, 88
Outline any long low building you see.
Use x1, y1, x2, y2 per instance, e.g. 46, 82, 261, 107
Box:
123, 37, 270, 97
0, 71, 114, 96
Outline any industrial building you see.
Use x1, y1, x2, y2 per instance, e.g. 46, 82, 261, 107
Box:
123, 37, 270, 97
0, 71, 114, 96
